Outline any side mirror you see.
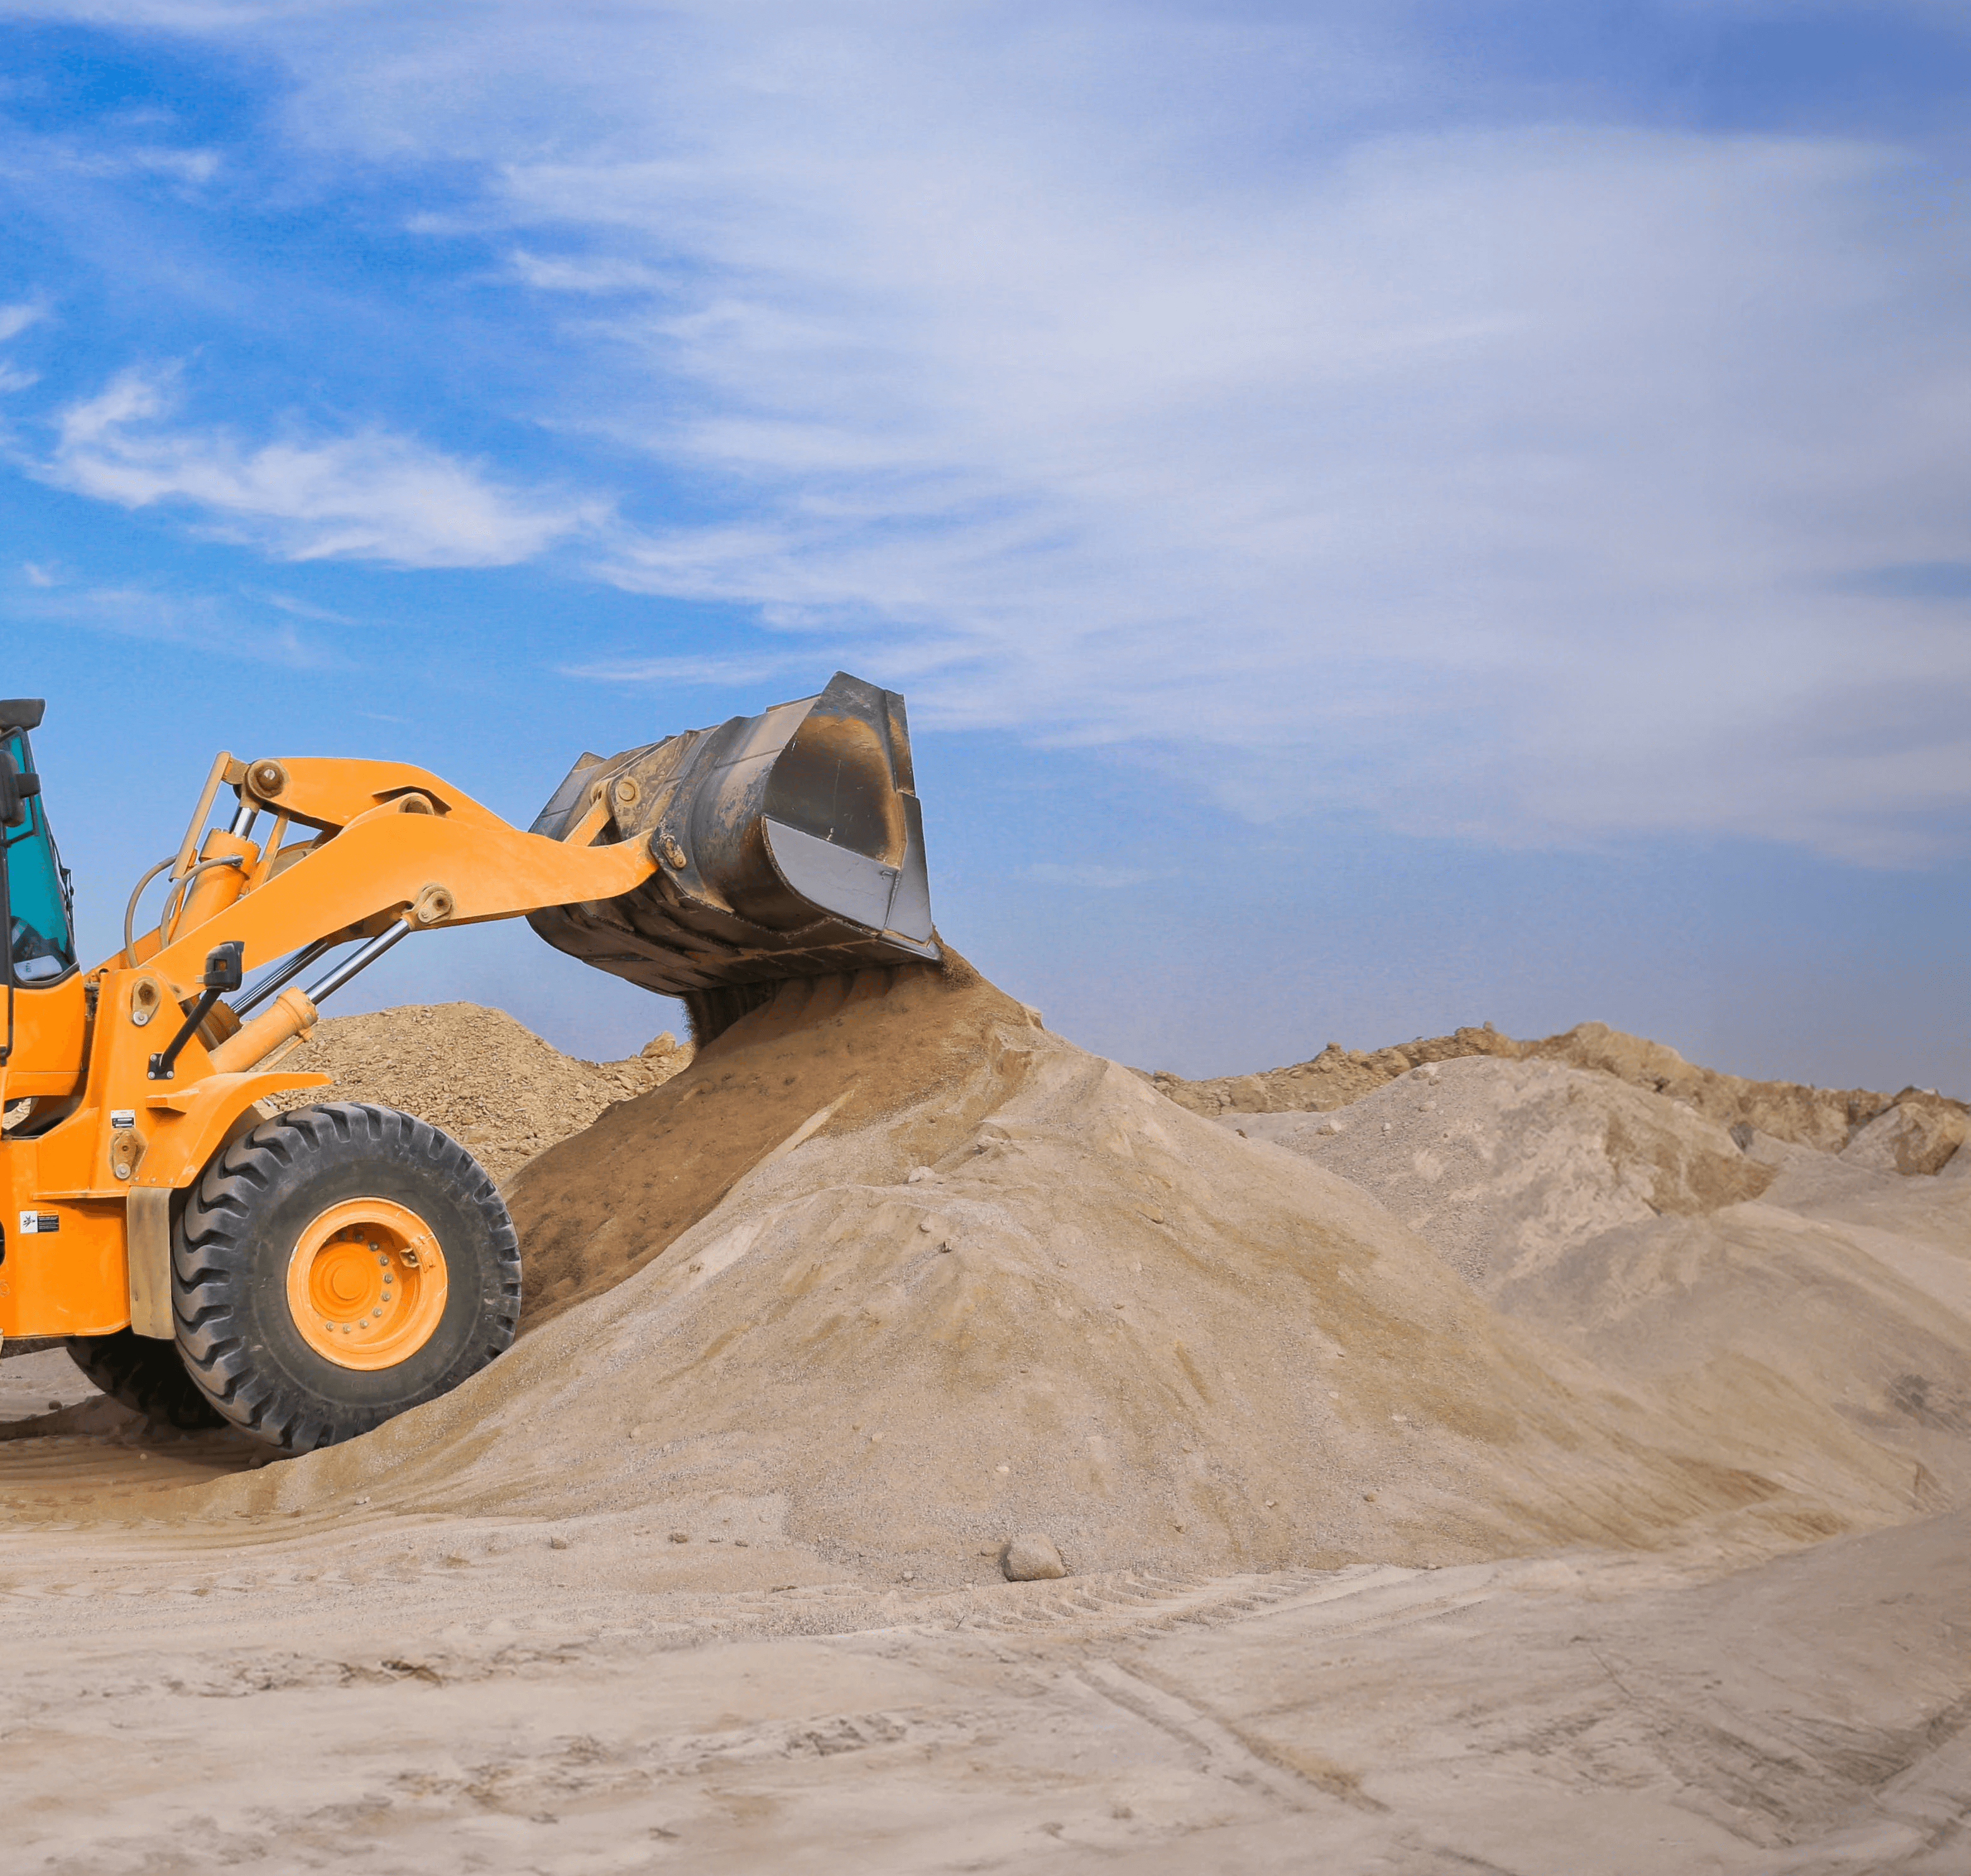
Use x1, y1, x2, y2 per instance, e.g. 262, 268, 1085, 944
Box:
0, 752, 40, 830
202, 941, 246, 993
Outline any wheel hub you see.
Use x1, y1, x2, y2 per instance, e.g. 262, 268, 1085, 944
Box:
286, 1199, 449, 1371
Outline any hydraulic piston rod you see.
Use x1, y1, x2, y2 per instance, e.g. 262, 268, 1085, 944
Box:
208, 920, 413, 1076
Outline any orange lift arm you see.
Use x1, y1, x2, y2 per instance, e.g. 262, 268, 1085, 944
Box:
0, 753, 653, 1342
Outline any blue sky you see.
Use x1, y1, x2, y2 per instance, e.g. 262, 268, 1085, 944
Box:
2, 1, 1967, 1095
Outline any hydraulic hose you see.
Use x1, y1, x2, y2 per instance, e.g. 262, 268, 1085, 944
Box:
121, 857, 175, 970
207, 919, 414, 1077
159, 854, 246, 946
123, 853, 246, 968
304, 919, 411, 1002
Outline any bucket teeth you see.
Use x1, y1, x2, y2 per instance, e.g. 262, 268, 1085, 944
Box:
528, 673, 938, 1031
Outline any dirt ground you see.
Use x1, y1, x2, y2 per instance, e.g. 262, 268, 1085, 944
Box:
1, 977, 1964, 1873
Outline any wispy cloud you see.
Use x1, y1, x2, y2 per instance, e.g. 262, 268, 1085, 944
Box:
0, 298, 49, 395
248, 587, 365, 625
507, 250, 669, 296
8, 1, 1971, 863
43, 367, 601, 568
558, 650, 810, 688
9, 579, 346, 670
0, 301, 48, 345
118, 145, 220, 184
541, 102, 1971, 861
1028, 862, 1174, 889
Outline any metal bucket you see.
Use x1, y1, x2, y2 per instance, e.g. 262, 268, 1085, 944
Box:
527, 672, 938, 1035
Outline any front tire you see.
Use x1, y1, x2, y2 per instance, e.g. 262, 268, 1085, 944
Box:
173, 1103, 520, 1452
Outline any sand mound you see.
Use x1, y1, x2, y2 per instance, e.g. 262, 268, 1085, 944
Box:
1246, 1057, 1971, 1518
264, 1003, 690, 1184
511, 964, 1022, 1335
1151, 1021, 1967, 1173
188, 958, 1927, 1580
1495, 1145, 1971, 1507
1225, 1055, 1774, 1292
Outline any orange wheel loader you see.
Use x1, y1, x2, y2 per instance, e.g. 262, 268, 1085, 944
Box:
0, 675, 935, 1451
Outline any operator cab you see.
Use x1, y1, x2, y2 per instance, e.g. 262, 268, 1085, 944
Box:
1, 699, 76, 990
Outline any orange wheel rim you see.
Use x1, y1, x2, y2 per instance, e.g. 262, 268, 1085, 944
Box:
287, 1199, 448, 1371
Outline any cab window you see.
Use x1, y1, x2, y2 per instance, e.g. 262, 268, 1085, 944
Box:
3, 730, 75, 987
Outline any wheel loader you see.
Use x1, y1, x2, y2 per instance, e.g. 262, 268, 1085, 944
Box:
0, 674, 935, 1451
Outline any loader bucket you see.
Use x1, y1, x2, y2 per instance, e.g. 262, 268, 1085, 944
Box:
527, 672, 938, 1037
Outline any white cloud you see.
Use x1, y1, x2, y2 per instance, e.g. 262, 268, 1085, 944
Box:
551, 104, 1971, 861
10, 2, 1971, 858
249, 587, 363, 625
1028, 862, 1174, 889
44, 367, 599, 568
10, 580, 344, 669
506, 250, 669, 296
0, 298, 49, 395
0, 301, 47, 344
559, 649, 810, 687
117, 145, 221, 185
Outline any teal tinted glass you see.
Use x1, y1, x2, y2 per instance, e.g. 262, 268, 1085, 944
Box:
3, 730, 75, 985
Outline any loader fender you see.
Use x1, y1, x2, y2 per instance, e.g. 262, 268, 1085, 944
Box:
124, 1070, 332, 1338
130, 1069, 333, 1194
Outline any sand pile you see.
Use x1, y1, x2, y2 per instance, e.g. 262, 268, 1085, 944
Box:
263, 1003, 691, 1183
1493, 1142, 1971, 1505
1151, 1021, 1966, 1173
1224, 1055, 1775, 1292
1246, 1055, 1971, 1512
193, 958, 1927, 1580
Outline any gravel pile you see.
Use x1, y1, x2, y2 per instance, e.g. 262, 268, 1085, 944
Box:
263, 1002, 692, 1184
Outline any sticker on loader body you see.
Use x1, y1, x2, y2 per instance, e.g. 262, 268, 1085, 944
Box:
17, 1212, 59, 1234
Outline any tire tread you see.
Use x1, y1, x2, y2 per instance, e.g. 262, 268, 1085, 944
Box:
172, 1102, 519, 1452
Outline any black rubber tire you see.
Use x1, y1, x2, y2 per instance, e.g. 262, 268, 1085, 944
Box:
172, 1102, 520, 1452
66, 1329, 225, 1430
